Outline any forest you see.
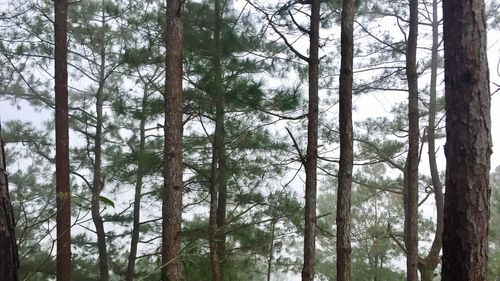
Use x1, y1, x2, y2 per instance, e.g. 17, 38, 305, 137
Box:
0, 0, 499, 280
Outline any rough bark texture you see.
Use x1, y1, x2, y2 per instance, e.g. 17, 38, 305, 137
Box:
336, 0, 354, 280
91, 20, 109, 280
0, 129, 19, 281
125, 88, 148, 281
302, 1, 320, 280
162, 0, 184, 280
54, 0, 72, 280
404, 0, 419, 280
441, 0, 492, 280
209, 0, 225, 279
418, 0, 443, 279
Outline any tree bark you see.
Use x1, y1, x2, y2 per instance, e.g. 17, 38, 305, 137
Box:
0, 128, 19, 281
404, 0, 419, 280
162, 0, 184, 280
441, 0, 492, 280
91, 10, 109, 280
336, 0, 354, 280
418, 0, 443, 279
54, 0, 71, 280
302, 1, 320, 280
125, 86, 148, 281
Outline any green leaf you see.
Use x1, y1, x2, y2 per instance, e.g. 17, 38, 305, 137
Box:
99, 196, 115, 208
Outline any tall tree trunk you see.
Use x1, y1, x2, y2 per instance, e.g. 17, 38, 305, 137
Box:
209, 0, 225, 279
91, 10, 109, 280
418, 0, 443, 279
0, 128, 19, 281
336, 0, 354, 280
54, 0, 71, 280
125, 86, 148, 281
404, 0, 419, 280
162, 0, 184, 280
302, 1, 320, 280
441, 0, 492, 279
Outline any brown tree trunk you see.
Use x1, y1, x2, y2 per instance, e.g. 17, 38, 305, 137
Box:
302, 1, 320, 280
418, 0, 443, 279
404, 0, 419, 280
54, 0, 71, 280
441, 0, 492, 280
336, 0, 354, 280
162, 0, 184, 280
0, 129, 19, 281
209, 0, 225, 279
125, 86, 148, 281
92, 12, 109, 280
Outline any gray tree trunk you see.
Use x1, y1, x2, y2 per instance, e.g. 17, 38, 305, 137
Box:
336, 0, 354, 279
404, 0, 419, 280
302, 0, 320, 280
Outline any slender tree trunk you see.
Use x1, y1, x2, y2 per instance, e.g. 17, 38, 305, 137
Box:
404, 0, 419, 280
0, 128, 19, 281
302, 1, 320, 280
91, 10, 109, 280
54, 0, 71, 280
162, 0, 184, 280
215, 168, 227, 275
209, 104, 224, 281
209, 0, 226, 281
125, 87, 148, 281
441, 0, 492, 280
209, 0, 225, 280
418, 0, 443, 279
266, 219, 276, 281
336, 0, 354, 280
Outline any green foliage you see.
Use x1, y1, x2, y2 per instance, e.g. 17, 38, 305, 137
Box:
316, 165, 405, 280
99, 195, 115, 208
1, 0, 488, 280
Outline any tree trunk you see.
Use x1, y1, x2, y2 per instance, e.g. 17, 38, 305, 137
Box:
162, 0, 184, 280
266, 219, 276, 281
92, 10, 109, 280
302, 1, 320, 280
54, 0, 71, 280
418, 0, 443, 279
441, 0, 492, 280
125, 86, 148, 281
209, 102, 224, 281
209, 0, 225, 279
0, 129, 19, 281
404, 0, 419, 280
215, 168, 227, 276
336, 0, 354, 279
